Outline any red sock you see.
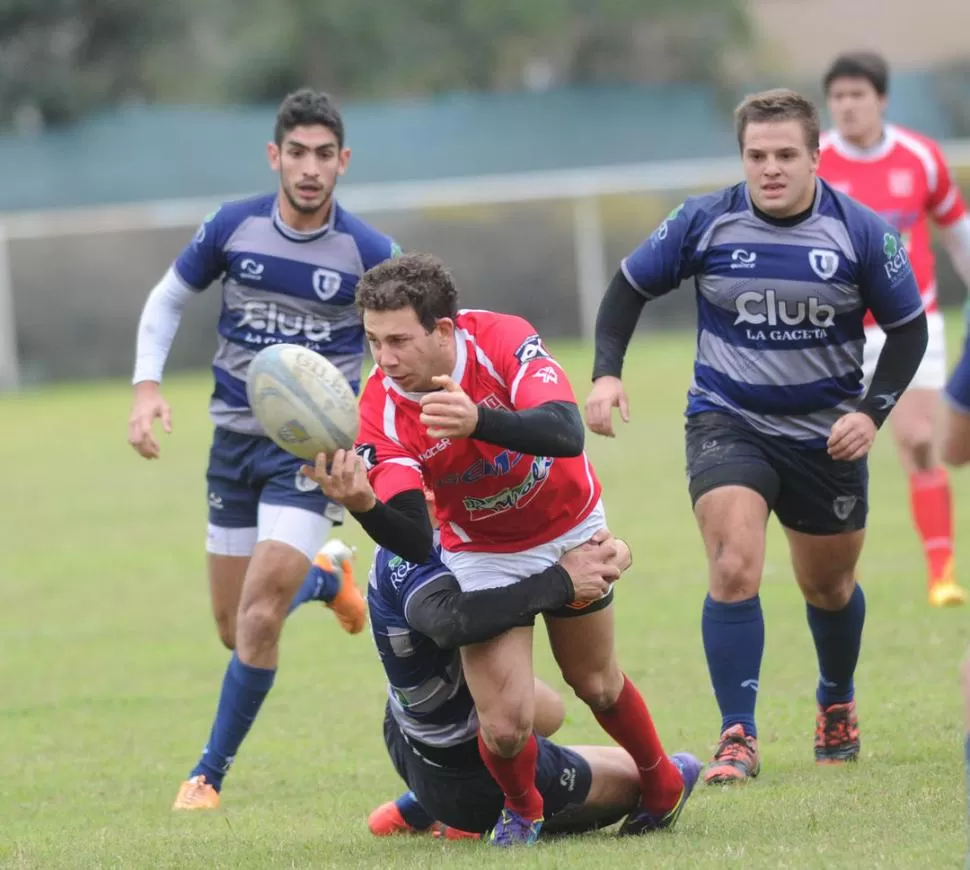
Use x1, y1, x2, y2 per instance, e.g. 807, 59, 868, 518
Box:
477, 731, 543, 820
593, 674, 683, 815
909, 468, 954, 585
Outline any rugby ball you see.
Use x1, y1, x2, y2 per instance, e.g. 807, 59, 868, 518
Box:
246, 343, 359, 461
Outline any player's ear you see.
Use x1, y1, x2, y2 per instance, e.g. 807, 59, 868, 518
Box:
433, 317, 455, 342
337, 147, 351, 176
267, 142, 281, 172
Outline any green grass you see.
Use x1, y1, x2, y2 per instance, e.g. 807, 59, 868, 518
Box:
2, 323, 969, 869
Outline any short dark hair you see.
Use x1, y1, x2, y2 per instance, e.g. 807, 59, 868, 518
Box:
356, 253, 459, 332
823, 52, 889, 96
274, 88, 345, 147
734, 88, 821, 152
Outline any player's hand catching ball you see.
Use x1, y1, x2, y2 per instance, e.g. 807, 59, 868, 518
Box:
128, 381, 173, 459
301, 449, 377, 513
827, 412, 877, 461
419, 375, 479, 439
584, 376, 630, 438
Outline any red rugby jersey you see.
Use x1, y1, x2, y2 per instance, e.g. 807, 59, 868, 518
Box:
818, 124, 967, 323
355, 309, 602, 553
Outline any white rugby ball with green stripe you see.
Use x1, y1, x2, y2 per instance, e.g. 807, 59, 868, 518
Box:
246, 343, 359, 461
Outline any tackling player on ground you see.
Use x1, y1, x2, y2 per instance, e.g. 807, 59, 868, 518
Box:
127, 89, 399, 809
356, 488, 660, 839
303, 253, 700, 846
819, 51, 970, 608
586, 89, 927, 784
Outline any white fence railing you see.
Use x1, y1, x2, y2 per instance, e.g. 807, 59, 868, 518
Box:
4, 141, 970, 390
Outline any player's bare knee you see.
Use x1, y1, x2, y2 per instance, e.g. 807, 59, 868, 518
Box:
804, 572, 856, 611
482, 717, 533, 758
214, 613, 236, 650
709, 545, 761, 601
237, 598, 285, 654
942, 429, 970, 468
564, 667, 623, 712
533, 681, 566, 738
899, 429, 935, 471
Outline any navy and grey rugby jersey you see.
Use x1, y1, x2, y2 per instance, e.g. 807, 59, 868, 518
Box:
174, 194, 399, 435
622, 179, 923, 447
367, 537, 478, 748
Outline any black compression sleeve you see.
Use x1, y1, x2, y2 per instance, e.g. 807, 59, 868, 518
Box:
472, 400, 584, 457
405, 565, 574, 649
858, 311, 929, 429
350, 489, 433, 564
592, 268, 649, 380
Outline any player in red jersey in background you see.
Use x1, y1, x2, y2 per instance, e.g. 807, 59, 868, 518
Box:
302, 253, 700, 846
819, 52, 970, 607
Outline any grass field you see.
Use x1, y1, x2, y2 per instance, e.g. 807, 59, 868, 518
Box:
2, 325, 968, 869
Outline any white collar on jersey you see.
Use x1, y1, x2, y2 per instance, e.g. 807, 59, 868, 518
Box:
824, 125, 898, 162
271, 199, 333, 242
382, 329, 469, 403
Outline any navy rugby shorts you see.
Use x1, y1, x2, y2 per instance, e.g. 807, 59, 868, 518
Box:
685, 411, 868, 535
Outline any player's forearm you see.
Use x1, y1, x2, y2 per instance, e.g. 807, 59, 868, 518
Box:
132, 268, 197, 384
941, 217, 970, 291
472, 401, 584, 457
350, 488, 433, 564
858, 311, 929, 428
592, 269, 648, 380
407, 566, 574, 650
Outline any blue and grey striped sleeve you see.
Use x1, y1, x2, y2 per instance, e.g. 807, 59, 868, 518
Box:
621, 199, 704, 299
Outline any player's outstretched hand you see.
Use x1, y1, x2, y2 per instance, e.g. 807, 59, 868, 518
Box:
559, 536, 622, 603
827, 412, 877, 461
584, 376, 630, 438
419, 375, 479, 439
301, 449, 377, 513
128, 381, 172, 460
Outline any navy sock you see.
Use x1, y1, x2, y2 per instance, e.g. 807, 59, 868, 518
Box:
806, 584, 865, 707
395, 790, 435, 830
287, 562, 341, 615
702, 594, 764, 738
190, 653, 276, 790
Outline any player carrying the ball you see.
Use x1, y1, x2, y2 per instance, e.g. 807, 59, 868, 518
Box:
585, 89, 926, 784
303, 252, 700, 847
127, 89, 399, 809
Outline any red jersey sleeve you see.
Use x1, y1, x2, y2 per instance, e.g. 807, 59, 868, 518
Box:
477, 313, 578, 410
354, 372, 423, 502
927, 140, 967, 228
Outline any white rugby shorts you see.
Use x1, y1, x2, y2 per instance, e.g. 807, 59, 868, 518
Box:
440, 500, 608, 592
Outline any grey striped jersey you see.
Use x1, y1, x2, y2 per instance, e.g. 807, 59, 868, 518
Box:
367, 537, 479, 748
174, 193, 399, 435
621, 180, 923, 446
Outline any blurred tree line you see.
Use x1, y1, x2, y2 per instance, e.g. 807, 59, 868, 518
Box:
0, 0, 751, 130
